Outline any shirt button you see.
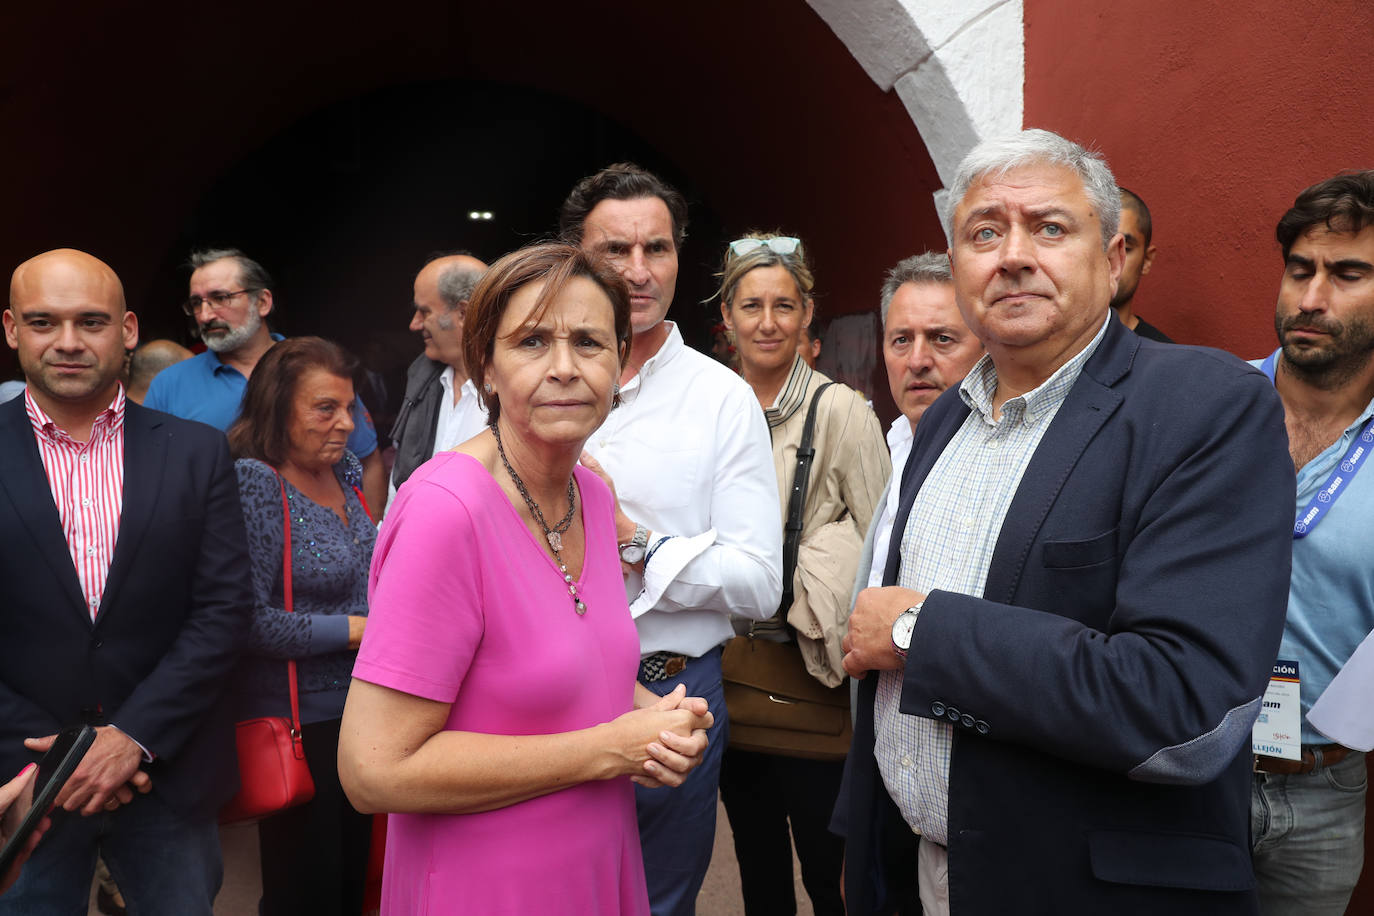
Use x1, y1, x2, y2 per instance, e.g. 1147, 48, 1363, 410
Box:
962, 517, 974, 530
86, 546, 96, 555
82, 498, 91, 507
901, 754, 913, 768
80, 454, 89, 463
987, 439, 1000, 449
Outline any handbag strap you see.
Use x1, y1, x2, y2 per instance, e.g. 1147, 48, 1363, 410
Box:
353, 485, 372, 523
276, 475, 302, 737
779, 381, 835, 615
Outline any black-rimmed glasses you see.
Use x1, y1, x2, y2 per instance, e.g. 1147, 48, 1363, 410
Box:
182, 288, 261, 316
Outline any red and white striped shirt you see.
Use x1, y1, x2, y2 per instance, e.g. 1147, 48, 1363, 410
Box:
25, 387, 126, 621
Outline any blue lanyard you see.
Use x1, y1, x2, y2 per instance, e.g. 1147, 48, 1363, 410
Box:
1260, 348, 1374, 538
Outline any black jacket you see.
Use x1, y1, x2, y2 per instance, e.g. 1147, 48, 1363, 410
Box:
388, 354, 446, 491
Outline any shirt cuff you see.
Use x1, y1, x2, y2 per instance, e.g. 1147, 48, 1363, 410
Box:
628, 529, 716, 617
110, 725, 154, 763
311, 614, 353, 655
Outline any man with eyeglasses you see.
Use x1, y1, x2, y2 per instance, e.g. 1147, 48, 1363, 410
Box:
560, 163, 781, 916
143, 248, 387, 513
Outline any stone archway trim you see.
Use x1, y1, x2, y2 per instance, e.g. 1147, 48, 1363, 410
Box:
805, 0, 1024, 197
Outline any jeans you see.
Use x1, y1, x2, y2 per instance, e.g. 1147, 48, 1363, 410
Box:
636, 647, 727, 916
1251, 749, 1366, 916
0, 789, 221, 915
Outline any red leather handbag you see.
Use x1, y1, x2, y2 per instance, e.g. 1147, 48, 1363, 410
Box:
220, 475, 316, 825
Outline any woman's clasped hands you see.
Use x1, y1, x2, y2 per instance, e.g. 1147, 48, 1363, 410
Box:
613, 684, 714, 789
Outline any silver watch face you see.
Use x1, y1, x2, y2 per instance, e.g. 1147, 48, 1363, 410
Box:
620, 524, 648, 563
892, 608, 919, 653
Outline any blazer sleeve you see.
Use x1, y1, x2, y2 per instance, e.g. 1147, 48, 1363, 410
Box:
898, 359, 1294, 785
109, 432, 252, 759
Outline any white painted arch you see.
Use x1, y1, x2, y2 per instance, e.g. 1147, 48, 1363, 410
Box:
805, 0, 1024, 217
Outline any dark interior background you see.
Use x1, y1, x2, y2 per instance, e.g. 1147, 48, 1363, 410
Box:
0, 0, 948, 428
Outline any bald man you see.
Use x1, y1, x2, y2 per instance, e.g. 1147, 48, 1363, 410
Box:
0, 250, 251, 914
125, 339, 193, 404
387, 251, 488, 510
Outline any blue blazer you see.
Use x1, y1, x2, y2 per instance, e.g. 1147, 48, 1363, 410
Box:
0, 396, 252, 818
836, 318, 1294, 915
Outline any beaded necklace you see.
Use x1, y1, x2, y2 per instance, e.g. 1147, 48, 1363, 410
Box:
492, 424, 585, 615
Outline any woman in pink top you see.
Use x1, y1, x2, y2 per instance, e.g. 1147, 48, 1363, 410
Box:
339, 243, 713, 915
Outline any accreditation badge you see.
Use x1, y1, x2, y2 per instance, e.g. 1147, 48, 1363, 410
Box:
1251, 659, 1302, 760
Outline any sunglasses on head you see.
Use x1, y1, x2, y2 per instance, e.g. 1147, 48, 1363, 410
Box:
728, 237, 802, 258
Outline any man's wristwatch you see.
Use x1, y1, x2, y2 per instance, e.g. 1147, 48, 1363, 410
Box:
619, 524, 650, 564
891, 602, 923, 659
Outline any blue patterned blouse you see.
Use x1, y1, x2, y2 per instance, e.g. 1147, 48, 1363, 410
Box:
234, 451, 376, 724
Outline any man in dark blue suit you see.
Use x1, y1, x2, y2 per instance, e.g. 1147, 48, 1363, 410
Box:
835, 131, 1294, 915
0, 249, 250, 913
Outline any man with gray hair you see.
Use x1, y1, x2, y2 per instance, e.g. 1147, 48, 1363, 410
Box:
144, 248, 388, 511
834, 129, 1294, 914
839, 253, 984, 914
859, 250, 985, 620
387, 251, 488, 510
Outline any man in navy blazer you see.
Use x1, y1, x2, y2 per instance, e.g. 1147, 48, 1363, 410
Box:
835, 131, 1294, 914
0, 249, 251, 913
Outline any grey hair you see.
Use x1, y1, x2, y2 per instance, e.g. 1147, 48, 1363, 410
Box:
879, 253, 952, 323
187, 248, 274, 294
942, 129, 1121, 249
437, 262, 485, 311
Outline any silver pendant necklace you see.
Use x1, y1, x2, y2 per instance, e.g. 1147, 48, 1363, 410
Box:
493, 424, 585, 615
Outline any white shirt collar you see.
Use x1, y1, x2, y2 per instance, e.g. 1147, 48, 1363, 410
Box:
887, 414, 914, 453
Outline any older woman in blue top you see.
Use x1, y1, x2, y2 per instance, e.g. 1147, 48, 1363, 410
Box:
227, 336, 375, 916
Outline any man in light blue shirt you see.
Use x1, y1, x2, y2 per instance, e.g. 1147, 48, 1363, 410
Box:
1249, 170, 1374, 916
144, 248, 387, 512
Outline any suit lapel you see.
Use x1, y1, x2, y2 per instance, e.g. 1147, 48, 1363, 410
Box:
883, 319, 1140, 596
882, 398, 969, 586
0, 398, 89, 619
983, 320, 1136, 603
97, 403, 167, 623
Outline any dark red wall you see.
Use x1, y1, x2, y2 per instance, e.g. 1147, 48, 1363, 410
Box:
1025, 2, 1374, 908
1025, 0, 1374, 359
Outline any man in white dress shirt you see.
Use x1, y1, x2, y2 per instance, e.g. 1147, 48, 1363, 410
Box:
386, 252, 489, 513
842, 253, 983, 913
869, 254, 986, 590
561, 163, 782, 916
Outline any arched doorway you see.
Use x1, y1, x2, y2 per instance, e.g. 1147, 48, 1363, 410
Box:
0, 1, 949, 424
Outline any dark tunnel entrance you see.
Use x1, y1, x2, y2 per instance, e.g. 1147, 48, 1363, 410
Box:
144, 79, 730, 431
